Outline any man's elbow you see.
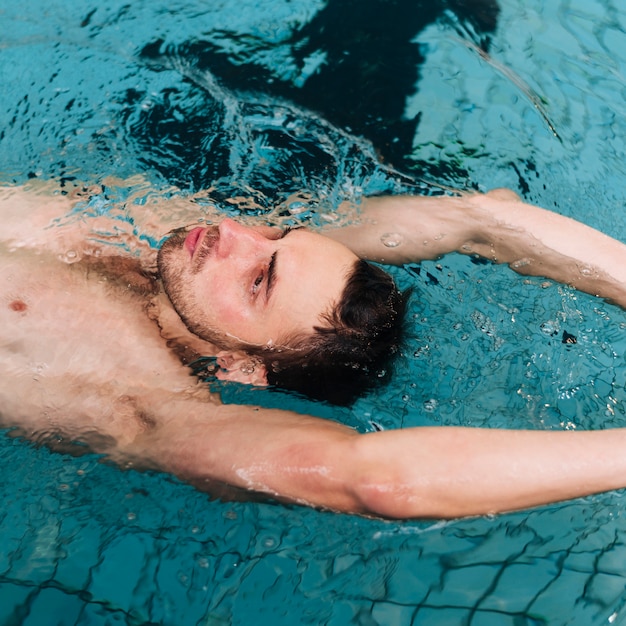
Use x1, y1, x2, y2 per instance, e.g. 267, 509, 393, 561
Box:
351, 468, 476, 520
347, 435, 480, 520
345, 441, 436, 520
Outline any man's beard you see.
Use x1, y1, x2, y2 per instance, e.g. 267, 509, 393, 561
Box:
156, 228, 236, 349
157, 230, 196, 330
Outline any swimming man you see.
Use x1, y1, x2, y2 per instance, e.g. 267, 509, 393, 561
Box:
3, 181, 626, 519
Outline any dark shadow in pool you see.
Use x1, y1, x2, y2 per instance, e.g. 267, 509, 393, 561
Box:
132, 0, 500, 188
135, 0, 500, 189
285, 0, 500, 169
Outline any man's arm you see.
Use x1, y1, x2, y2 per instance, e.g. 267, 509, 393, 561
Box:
0, 179, 213, 259
328, 189, 626, 308
14, 363, 626, 519
122, 399, 626, 519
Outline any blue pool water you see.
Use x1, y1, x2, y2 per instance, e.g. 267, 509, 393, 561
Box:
3, 0, 626, 624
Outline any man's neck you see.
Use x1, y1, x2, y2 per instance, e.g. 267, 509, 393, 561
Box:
75, 253, 159, 297
76, 252, 219, 366
145, 291, 220, 366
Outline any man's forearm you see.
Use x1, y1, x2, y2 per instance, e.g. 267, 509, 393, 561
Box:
329, 189, 626, 308
351, 426, 626, 519
462, 191, 626, 308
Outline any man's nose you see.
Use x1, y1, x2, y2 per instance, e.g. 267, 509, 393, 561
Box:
217, 218, 265, 258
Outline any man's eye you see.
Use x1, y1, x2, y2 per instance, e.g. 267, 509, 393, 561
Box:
252, 272, 264, 294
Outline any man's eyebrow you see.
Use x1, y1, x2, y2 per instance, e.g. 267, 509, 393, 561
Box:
265, 227, 296, 301
266, 227, 300, 301
266, 251, 278, 301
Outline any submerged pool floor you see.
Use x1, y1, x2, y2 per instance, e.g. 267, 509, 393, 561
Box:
3, 0, 626, 624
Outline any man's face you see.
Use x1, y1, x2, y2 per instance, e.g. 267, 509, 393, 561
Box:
157, 218, 359, 348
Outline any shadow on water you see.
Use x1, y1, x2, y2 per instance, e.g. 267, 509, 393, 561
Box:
284, 0, 500, 167
134, 0, 500, 191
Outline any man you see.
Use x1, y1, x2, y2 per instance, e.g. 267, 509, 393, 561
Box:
157, 210, 408, 406
3, 180, 626, 519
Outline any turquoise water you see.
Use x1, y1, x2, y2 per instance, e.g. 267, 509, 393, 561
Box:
3, 0, 626, 624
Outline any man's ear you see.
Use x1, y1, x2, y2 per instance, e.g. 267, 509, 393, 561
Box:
214, 350, 268, 386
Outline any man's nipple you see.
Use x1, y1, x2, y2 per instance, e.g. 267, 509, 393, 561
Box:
9, 299, 28, 313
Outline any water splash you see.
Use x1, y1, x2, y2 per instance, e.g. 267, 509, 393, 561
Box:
136, 43, 438, 226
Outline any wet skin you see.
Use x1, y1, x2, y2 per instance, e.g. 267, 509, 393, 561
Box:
157, 218, 359, 349
8, 184, 626, 518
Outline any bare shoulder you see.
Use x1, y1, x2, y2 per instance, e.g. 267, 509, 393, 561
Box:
0, 180, 84, 247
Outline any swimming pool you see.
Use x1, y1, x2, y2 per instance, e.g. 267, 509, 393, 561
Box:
3, 0, 626, 623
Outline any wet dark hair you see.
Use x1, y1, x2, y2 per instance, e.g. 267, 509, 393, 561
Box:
247, 259, 410, 406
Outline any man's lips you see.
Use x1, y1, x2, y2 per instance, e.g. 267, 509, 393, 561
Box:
184, 227, 207, 258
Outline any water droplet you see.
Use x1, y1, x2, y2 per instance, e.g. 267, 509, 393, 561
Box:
380, 232, 403, 248
511, 257, 531, 269
579, 265, 594, 277
540, 321, 559, 336
423, 399, 438, 412
59, 249, 81, 264
413, 345, 429, 358
288, 202, 308, 215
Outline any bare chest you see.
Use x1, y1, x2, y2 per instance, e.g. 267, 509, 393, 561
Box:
0, 250, 209, 440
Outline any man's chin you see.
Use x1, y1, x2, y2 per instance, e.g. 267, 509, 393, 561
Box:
156, 230, 185, 275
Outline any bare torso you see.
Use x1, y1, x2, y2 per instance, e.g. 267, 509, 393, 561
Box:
0, 194, 218, 455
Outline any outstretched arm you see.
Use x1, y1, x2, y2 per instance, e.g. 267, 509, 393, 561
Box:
0, 178, 219, 259
327, 189, 626, 308
122, 398, 626, 519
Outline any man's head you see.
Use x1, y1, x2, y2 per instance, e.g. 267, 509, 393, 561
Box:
157, 218, 408, 404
